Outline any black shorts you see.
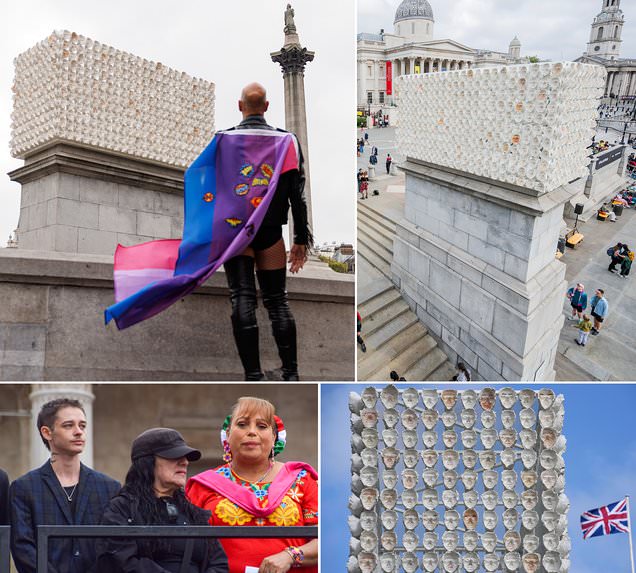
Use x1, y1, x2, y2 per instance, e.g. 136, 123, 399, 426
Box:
249, 225, 283, 251
591, 311, 604, 323
571, 303, 584, 312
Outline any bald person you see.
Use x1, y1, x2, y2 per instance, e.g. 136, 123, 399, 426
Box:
220, 82, 311, 381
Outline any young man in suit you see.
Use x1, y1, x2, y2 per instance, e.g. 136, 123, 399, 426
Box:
10, 398, 120, 573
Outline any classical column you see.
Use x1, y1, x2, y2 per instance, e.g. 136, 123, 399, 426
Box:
29, 384, 95, 469
357, 59, 365, 106
271, 4, 315, 238
409, 57, 415, 75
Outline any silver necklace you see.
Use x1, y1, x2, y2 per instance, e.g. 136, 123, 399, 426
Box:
62, 482, 78, 502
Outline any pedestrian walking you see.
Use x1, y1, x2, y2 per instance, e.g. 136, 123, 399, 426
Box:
386, 153, 392, 174
620, 250, 633, 278
364, 131, 369, 142
369, 152, 377, 166
566, 283, 588, 321
359, 171, 369, 199
590, 289, 609, 335
575, 314, 593, 346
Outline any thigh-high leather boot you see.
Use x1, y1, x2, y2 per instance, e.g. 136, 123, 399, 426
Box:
256, 268, 299, 381
224, 256, 264, 381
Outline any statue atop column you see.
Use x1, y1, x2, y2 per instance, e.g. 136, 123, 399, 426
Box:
284, 4, 297, 35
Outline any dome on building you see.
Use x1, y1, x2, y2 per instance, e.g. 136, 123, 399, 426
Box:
394, 0, 434, 23
510, 36, 521, 47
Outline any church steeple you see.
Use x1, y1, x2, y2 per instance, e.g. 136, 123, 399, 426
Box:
586, 0, 624, 60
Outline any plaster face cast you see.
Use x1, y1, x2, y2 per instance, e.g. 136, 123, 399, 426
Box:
423, 488, 439, 510
422, 510, 440, 531
381, 509, 397, 530
463, 508, 478, 530
401, 409, 418, 431
360, 488, 378, 510
441, 410, 457, 428
538, 388, 556, 409
542, 490, 558, 511
539, 409, 555, 428
383, 408, 399, 428
541, 511, 559, 531
442, 489, 459, 509
381, 428, 397, 448
483, 469, 498, 489
442, 449, 460, 470
519, 429, 537, 450
542, 532, 559, 552
401, 468, 418, 489
464, 531, 479, 552
403, 509, 419, 530
541, 428, 557, 449
521, 490, 538, 510
361, 448, 378, 467
403, 429, 418, 449
380, 385, 398, 409
360, 510, 377, 531
403, 530, 418, 552
463, 449, 477, 469
499, 387, 517, 409
461, 408, 476, 428
360, 408, 378, 428
461, 389, 478, 409
482, 531, 497, 553
464, 489, 478, 509
443, 430, 458, 448
521, 449, 537, 469
403, 387, 420, 408
422, 430, 437, 449
482, 490, 498, 510
462, 470, 478, 490
479, 388, 496, 411
443, 470, 459, 489
441, 389, 458, 409
502, 470, 517, 490
519, 389, 536, 409
422, 449, 438, 468
503, 489, 518, 509
501, 409, 516, 429
360, 466, 378, 487
381, 447, 399, 469
381, 531, 397, 551
423, 468, 438, 488
543, 551, 561, 573
522, 553, 540, 573
401, 489, 417, 509
521, 470, 537, 488
422, 389, 438, 409
462, 430, 477, 449
504, 530, 521, 552
481, 428, 497, 449
348, 494, 362, 515
379, 553, 395, 573
522, 509, 539, 530
382, 469, 397, 489
463, 552, 480, 572
540, 449, 557, 470
481, 410, 496, 429
442, 551, 460, 573
361, 428, 379, 449
403, 449, 418, 468
500, 429, 517, 449
483, 510, 498, 531
359, 530, 378, 552
422, 553, 438, 572
442, 530, 459, 551
519, 408, 537, 429
484, 553, 500, 572
361, 387, 377, 408
500, 448, 516, 468
479, 451, 496, 470
504, 552, 521, 571
380, 488, 397, 510
423, 532, 438, 551
503, 508, 519, 530
421, 409, 439, 429
357, 552, 376, 573
523, 535, 540, 553
401, 552, 418, 573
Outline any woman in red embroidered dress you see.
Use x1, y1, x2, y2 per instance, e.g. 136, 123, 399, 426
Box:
186, 397, 318, 573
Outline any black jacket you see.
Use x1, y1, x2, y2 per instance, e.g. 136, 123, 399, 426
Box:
0, 469, 8, 525
223, 115, 312, 246
97, 492, 228, 573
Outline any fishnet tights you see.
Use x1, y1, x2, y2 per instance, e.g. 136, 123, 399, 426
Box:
241, 238, 286, 270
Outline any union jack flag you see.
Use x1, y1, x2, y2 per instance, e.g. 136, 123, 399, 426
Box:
581, 498, 631, 539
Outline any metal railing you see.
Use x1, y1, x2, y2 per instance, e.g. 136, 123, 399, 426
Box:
36, 525, 317, 573
0, 527, 9, 573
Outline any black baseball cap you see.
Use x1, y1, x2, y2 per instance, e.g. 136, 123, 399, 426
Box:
131, 428, 201, 461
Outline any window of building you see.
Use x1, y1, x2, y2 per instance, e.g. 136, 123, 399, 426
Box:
379, 64, 385, 79
614, 26, 619, 38
367, 92, 373, 104
397, 25, 400, 35
411, 22, 415, 34
427, 23, 430, 33
598, 27, 604, 40
595, 45, 601, 51
379, 91, 385, 104
367, 65, 373, 78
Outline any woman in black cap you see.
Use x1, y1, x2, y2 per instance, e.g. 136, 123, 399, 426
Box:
97, 428, 228, 573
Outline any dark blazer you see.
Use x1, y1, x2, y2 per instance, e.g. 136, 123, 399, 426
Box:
0, 469, 8, 525
9, 461, 120, 573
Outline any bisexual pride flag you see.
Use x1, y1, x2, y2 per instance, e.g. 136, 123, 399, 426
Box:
104, 129, 299, 330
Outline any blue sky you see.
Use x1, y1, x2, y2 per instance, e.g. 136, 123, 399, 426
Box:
321, 383, 636, 573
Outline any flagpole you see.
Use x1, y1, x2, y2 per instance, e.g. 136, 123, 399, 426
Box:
628, 496, 636, 573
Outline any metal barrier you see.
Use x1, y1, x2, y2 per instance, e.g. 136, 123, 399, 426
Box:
37, 525, 317, 573
0, 526, 9, 573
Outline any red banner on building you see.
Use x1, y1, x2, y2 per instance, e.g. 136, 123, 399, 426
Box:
386, 61, 392, 95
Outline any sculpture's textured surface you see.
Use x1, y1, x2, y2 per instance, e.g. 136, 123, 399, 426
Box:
11, 30, 215, 167
397, 62, 605, 194
348, 386, 570, 573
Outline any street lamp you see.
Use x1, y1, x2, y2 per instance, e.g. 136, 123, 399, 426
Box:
621, 121, 628, 145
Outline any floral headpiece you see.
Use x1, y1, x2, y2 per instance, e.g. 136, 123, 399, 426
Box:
221, 414, 286, 462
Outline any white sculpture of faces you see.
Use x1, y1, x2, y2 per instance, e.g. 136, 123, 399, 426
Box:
401, 408, 418, 431
522, 509, 539, 530
481, 428, 497, 449
501, 409, 516, 429
500, 448, 516, 468
504, 552, 521, 571
443, 470, 459, 489
442, 489, 459, 509
379, 552, 395, 573
521, 448, 537, 469
403, 530, 418, 552
422, 552, 438, 573
422, 510, 439, 531
361, 387, 377, 408
500, 428, 517, 449
442, 551, 460, 573
461, 389, 478, 409
462, 430, 477, 449
441, 389, 458, 409
360, 408, 378, 429
519, 389, 535, 409
421, 408, 439, 430
523, 534, 540, 553
479, 450, 496, 470
542, 532, 559, 552
382, 469, 397, 489
481, 410, 496, 429
522, 553, 540, 573
464, 489, 478, 509
380, 488, 397, 510
519, 408, 537, 429
540, 468, 557, 489
423, 532, 438, 551
381, 428, 397, 448
479, 388, 496, 411
422, 449, 438, 468
461, 408, 476, 428
361, 428, 379, 449
360, 466, 378, 487
504, 530, 521, 552
350, 414, 363, 434
383, 408, 399, 428
482, 531, 497, 553
422, 430, 437, 449
540, 428, 557, 449
463, 449, 477, 469
499, 387, 517, 409
541, 511, 559, 532
521, 489, 538, 510
422, 467, 438, 488
360, 488, 378, 510
542, 490, 558, 511
403, 429, 418, 449
401, 489, 417, 509
402, 552, 418, 573
359, 530, 377, 552
403, 509, 419, 530
519, 429, 537, 449
462, 469, 478, 490
521, 470, 537, 488
357, 552, 376, 573
349, 494, 362, 516
538, 388, 556, 409
502, 469, 517, 490
483, 469, 498, 490
422, 488, 438, 510
557, 492, 570, 513
483, 510, 498, 531
422, 389, 438, 409
441, 410, 457, 428
361, 448, 378, 467
380, 385, 398, 409
403, 387, 419, 408
381, 447, 399, 469
484, 553, 500, 572
502, 489, 519, 509
442, 449, 460, 470
538, 409, 555, 428
503, 508, 519, 530
403, 449, 418, 468
463, 552, 480, 573
465, 530, 479, 552
540, 449, 557, 470
443, 429, 458, 448
463, 508, 478, 530
381, 531, 397, 551
401, 468, 418, 489
482, 489, 499, 511
360, 510, 377, 531
542, 552, 561, 573
442, 530, 459, 551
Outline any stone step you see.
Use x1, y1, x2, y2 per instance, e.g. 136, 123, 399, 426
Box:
358, 246, 391, 277
404, 348, 452, 381
358, 233, 392, 269
358, 285, 401, 317
358, 209, 396, 244
358, 202, 397, 234
364, 299, 414, 343
358, 322, 428, 380
426, 360, 458, 382
358, 224, 393, 261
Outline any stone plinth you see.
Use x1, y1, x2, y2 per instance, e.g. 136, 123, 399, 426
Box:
0, 249, 354, 381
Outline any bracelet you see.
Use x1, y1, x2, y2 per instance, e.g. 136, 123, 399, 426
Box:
285, 546, 304, 567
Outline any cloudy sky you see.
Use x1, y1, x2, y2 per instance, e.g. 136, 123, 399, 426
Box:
0, 0, 355, 247
359, 0, 636, 60
322, 383, 636, 573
